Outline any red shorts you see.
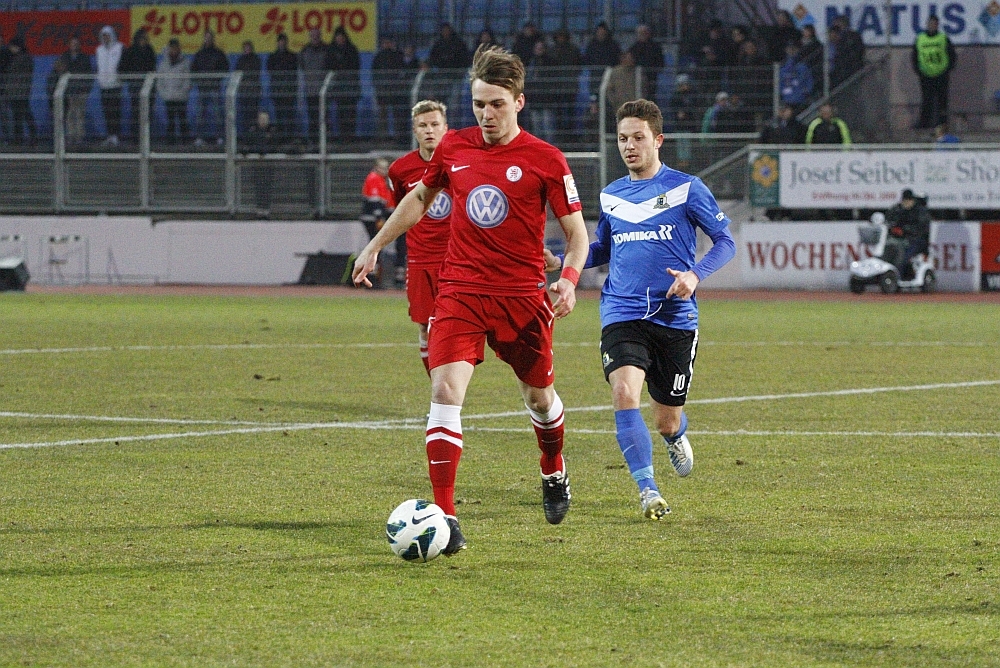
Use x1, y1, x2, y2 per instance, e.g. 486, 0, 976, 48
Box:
428, 291, 555, 387
406, 264, 441, 325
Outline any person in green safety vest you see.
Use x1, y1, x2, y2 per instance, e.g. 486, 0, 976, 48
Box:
805, 103, 851, 145
912, 15, 957, 130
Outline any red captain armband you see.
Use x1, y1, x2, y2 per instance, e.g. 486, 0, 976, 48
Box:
560, 266, 580, 287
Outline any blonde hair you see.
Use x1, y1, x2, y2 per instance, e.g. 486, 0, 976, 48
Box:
468, 44, 525, 98
411, 99, 448, 119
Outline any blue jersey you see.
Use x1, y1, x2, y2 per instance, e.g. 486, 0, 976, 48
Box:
585, 165, 735, 331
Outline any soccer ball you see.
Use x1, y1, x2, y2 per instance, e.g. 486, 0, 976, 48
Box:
385, 499, 451, 563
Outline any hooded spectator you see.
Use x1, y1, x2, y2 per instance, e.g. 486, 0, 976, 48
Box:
267, 33, 298, 141
96, 25, 123, 145
156, 38, 191, 144
584, 22, 622, 99
299, 28, 330, 143
328, 25, 360, 140
190, 29, 229, 145
59, 36, 93, 145
234, 40, 262, 136
119, 28, 156, 139
512, 23, 543, 65
629, 25, 663, 101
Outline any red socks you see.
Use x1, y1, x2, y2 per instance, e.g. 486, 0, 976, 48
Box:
425, 403, 462, 516
527, 393, 565, 475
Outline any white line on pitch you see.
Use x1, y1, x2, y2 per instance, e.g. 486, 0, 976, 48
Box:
0, 411, 285, 426
2, 340, 995, 356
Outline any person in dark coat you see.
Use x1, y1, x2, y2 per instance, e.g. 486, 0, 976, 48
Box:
704, 20, 737, 67
525, 38, 558, 143
828, 17, 865, 87
234, 40, 262, 137
799, 24, 824, 93
548, 28, 582, 143
328, 25, 360, 141
298, 28, 330, 144
0, 35, 12, 141
243, 110, 276, 215
512, 22, 543, 65
267, 33, 298, 142
760, 103, 806, 144
628, 24, 663, 102
60, 36, 94, 145
583, 22, 622, 101
5, 37, 36, 145
372, 36, 406, 139
190, 29, 230, 145
426, 23, 469, 124
766, 11, 802, 62
118, 28, 156, 140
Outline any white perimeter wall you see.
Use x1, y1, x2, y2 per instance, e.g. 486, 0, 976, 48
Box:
0, 216, 982, 291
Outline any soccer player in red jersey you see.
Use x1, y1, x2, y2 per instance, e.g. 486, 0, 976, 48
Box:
353, 45, 589, 555
387, 100, 452, 374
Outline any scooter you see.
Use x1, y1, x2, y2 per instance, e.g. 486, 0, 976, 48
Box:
849, 213, 936, 294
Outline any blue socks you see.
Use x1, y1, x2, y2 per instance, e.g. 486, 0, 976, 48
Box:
665, 411, 688, 443
615, 409, 658, 493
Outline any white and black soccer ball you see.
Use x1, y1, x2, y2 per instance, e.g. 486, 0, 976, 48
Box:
385, 499, 451, 563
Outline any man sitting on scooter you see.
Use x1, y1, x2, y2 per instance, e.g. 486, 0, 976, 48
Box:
883, 189, 931, 280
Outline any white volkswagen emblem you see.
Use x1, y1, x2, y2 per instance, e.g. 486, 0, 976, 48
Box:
466, 185, 509, 228
426, 192, 452, 220
506, 166, 522, 182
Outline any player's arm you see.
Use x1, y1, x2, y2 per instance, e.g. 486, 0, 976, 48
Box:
543, 213, 611, 271
549, 210, 589, 319
352, 182, 442, 287
666, 179, 736, 300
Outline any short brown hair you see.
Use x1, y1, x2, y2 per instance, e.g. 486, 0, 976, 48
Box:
616, 99, 663, 136
411, 99, 448, 119
469, 44, 525, 98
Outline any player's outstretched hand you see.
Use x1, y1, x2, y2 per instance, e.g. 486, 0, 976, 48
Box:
549, 278, 577, 319
542, 248, 562, 273
351, 247, 378, 288
665, 268, 699, 300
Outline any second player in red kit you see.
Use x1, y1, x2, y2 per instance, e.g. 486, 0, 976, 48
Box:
387, 100, 453, 374
354, 45, 590, 555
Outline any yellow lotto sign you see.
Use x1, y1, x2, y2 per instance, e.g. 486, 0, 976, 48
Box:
131, 2, 377, 54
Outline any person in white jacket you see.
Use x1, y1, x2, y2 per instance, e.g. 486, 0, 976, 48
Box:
96, 25, 123, 145
156, 39, 191, 144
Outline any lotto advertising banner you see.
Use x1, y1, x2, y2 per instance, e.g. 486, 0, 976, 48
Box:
0, 10, 130, 56
778, 1, 1000, 45
131, 2, 376, 55
740, 221, 980, 291
775, 150, 1000, 210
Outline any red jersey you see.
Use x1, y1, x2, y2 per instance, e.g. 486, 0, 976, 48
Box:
362, 171, 392, 205
388, 148, 453, 268
422, 126, 582, 296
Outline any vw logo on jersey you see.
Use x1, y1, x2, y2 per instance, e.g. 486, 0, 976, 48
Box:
466, 185, 509, 229
426, 191, 452, 220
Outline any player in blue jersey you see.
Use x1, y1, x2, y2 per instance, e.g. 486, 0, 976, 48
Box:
547, 99, 735, 519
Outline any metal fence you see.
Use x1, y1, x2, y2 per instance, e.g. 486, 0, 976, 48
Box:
0, 63, 791, 217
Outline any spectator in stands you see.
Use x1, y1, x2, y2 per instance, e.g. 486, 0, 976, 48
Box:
329, 26, 360, 141
46, 56, 67, 140
234, 41, 262, 138
828, 16, 865, 87
718, 92, 755, 133
0, 35, 12, 143
61, 36, 93, 147
799, 24, 824, 92
605, 50, 642, 132
477, 29, 500, 51
704, 20, 736, 67
805, 103, 850, 145
118, 29, 156, 141
934, 122, 960, 144
760, 103, 806, 144
548, 28, 582, 144
766, 10, 801, 62
299, 28, 331, 145
372, 37, 406, 140
700, 91, 730, 134
735, 39, 770, 119
156, 39, 191, 145
779, 41, 814, 111
267, 33, 298, 142
96, 26, 123, 147
427, 23, 470, 124
730, 25, 749, 55
912, 15, 956, 130
629, 25, 663, 102
669, 73, 698, 169
244, 110, 275, 216
584, 22, 622, 99
190, 29, 229, 147
512, 22, 543, 65
525, 38, 557, 143
5, 37, 36, 146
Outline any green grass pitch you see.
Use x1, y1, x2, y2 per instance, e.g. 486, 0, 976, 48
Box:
1, 292, 998, 667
